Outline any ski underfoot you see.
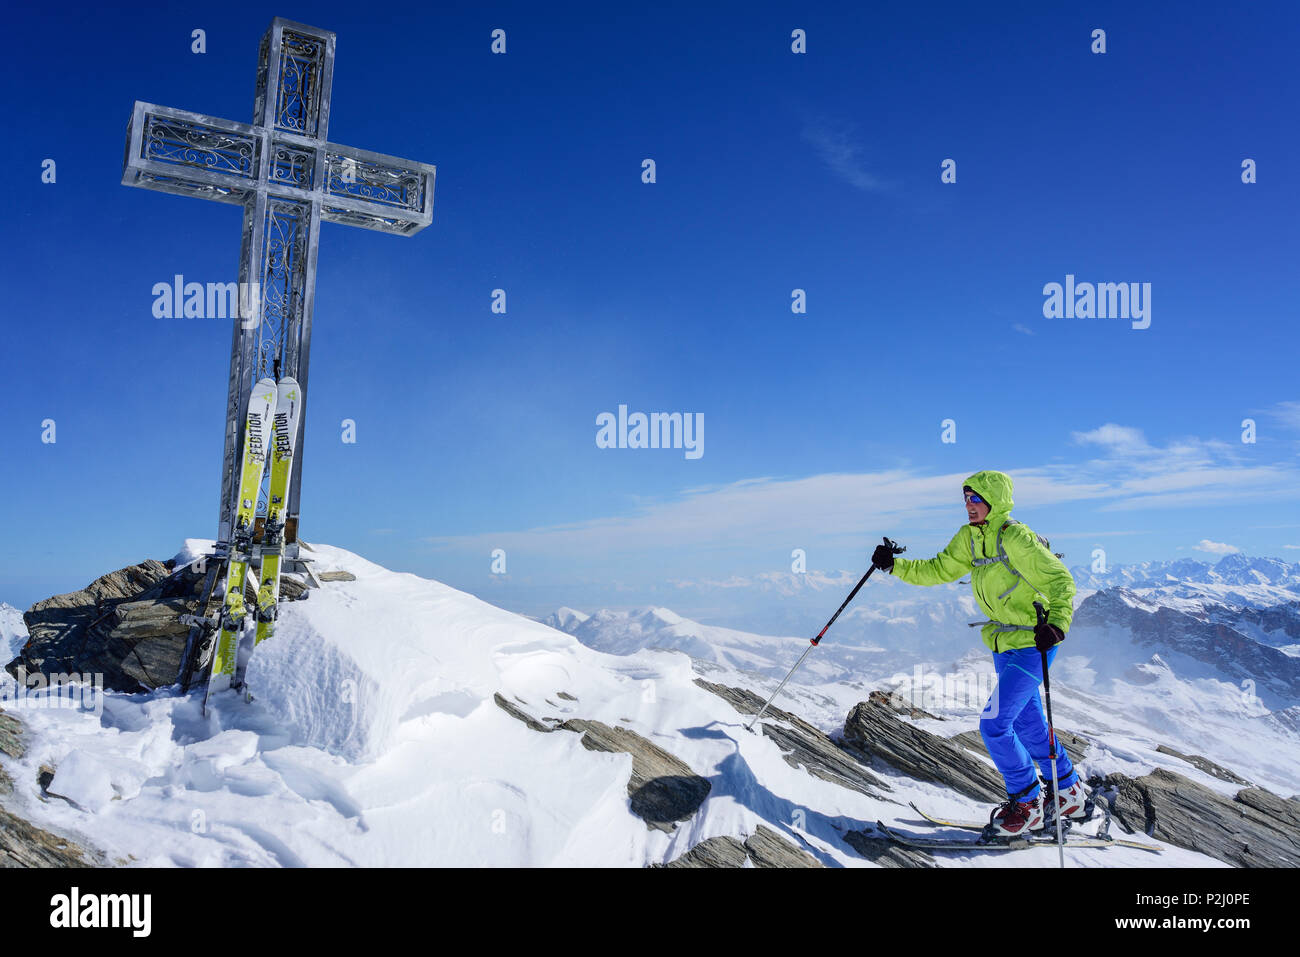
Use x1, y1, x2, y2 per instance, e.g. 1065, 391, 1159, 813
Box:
876, 820, 1159, 852
885, 799, 1161, 852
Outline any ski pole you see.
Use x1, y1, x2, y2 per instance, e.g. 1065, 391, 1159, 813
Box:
746, 537, 905, 732
1034, 600, 1066, 869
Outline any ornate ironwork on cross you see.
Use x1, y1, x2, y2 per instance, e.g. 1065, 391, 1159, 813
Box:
122, 17, 436, 559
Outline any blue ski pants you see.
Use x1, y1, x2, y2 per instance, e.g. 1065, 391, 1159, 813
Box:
979, 646, 1078, 800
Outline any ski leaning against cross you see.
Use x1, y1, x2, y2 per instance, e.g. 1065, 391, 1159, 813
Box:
204, 376, 302, 710
872, 470, 1089, 841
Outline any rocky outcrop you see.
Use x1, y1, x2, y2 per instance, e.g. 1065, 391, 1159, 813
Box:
695, 679, 890, 797
492, 694, 711, 831
950, 727, 1090, 765
492, 692, 557, 733
10, 561, 200, 691
560, 719, 711, 832
695, 679, 1015, 862
1235, 788, 1300, 830
317, 571, 356, 583
1154, 745, 1250, 786
841, 828, 936, 868
504, 675, 1300, 868
0, 709, 93, 867
0, 712, 20, 795
865, 689, 941, 720
660, 825, 822, 867
841, 698, 1006, 802
0, 805, 92, 868
1100, 767, 1300, 867
10, 560, 305, 692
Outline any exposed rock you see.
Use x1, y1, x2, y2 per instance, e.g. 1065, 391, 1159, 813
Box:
10, 561, 307, 692
0, 806, 92, 867
951, 727, 1090, 764
491, 693, 711, 831
1234, 788, 1300, 830
0, 711, 22, 796
318, 571, 356, 582
762, 720, 891, 797
492, 692, 559, 734
660, 834, 747, 867
1099, 767, 1300, 867
694, 680, 890, 797
692, 678, 774, 718
841, 828, 936, 868
0, 710, 94, 866
742, 824, 822, 867
559, 718, 711, 832
279, 577, 308, 601
13, 560, 185, 691
556, 691, 578, 701
1155, 745, 1250, 786
841, 699, 1006, 802
660, 825, 822, 867
867, 689, 941, 721
0, 711, 21, 760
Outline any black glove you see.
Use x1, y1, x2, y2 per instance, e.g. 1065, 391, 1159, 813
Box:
871, 544, 896, 572
1034, 621, 1065, 651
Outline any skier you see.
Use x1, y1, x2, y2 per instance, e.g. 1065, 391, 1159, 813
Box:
871, 469, 1088, 836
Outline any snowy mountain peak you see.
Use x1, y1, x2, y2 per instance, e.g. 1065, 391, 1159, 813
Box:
1210, 553, 1296, 586
648, 606, 684, 625
541, 607, 590, 631
0, 601, 27, 663
1065, 554, 1300, 617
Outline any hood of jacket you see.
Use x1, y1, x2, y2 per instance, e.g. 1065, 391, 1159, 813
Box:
964, 469, 1014, 529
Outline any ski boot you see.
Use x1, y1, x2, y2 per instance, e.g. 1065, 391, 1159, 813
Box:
980, 790, 1044, 842
1042, 776, 1095, 826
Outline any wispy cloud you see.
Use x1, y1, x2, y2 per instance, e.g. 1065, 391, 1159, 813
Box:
1194, 540, 1240, 555
1261, 401, 1300, 431
1071, 423, 1150, 453
801, 119, 888, 192
425, 424, 1300, 564
1012, 323, 1036, 336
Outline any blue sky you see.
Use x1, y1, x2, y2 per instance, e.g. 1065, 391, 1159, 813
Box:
2, 1, 1298, 618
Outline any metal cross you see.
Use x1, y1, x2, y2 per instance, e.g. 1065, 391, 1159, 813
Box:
122, 17, 436, 559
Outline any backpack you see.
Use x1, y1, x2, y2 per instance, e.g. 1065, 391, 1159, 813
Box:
963, 520, 1067, 645
967, 519, 1064, 597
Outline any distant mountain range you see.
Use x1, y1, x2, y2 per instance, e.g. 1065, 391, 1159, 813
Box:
547, 554, 1300, 710
1069, 553, 1300, 600
541, 605, 889, 685
1071, 588, 1300, 705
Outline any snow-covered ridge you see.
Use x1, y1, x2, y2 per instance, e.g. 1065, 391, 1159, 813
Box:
0, 602, 26, 667
0, 545, 1295, 867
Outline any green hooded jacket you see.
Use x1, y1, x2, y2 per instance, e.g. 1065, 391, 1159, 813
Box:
889, 469, 1076, 652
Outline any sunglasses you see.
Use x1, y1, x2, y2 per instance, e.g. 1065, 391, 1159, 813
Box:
963, 492, 986, 505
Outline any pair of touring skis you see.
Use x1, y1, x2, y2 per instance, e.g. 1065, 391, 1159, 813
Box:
875, 799, 1161, 853
202, 376, 303, 712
